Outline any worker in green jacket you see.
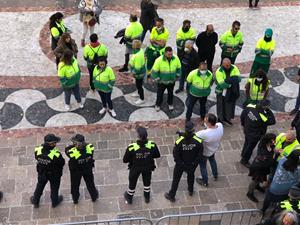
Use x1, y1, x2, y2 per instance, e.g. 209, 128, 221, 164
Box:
119, 14, 144, 72
151, 46, 181, 112
145, 17, 169, 76
186, 62, 213, 122
93, 57, 116, 117
219, 21, 243, 64
176, 19, 196, 60
250, 28, 275, 77
129, 40, 146, 105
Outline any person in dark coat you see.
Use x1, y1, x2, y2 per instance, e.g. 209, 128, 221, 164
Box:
291, 110, 300, 143
196, 24, 218, 72
240, 99, 276, 168
175, 40, 199, 94
247, 133, 277, 202
140, 0, 158, 42
54, 33, 78, 60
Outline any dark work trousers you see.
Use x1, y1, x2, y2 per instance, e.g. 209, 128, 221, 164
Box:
156, 83, 175, 106
33, 172, 61, 205
261, 190, 288, 213
141, 28, 152, 43
178, 65, 189, 91
98, 91, 113, 110
128, 168, 152, 199
135, 78, 144, 100
63, 84, 81, 105
221, 54, 237, 65
177, 48, 184, 61
168, 164, 196, 198
70, 168, 98, 201
216, 94, 236, 122
186, 94, 207, 121
241, 135, 262, 163
198, 52, 215, 72
88, 65, 96, 90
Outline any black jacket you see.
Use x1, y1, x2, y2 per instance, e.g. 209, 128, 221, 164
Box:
196, 31, 218, 55
250, 144, 275, 176
65, 143, 95, 171
123, 139, 160, 171
173, 133, 203, 169
225, 76, 240, 102
241, 105, 276, 139
291, 110, 300, 142
35, 144, 65, 176
140, 1, 158, 30
181, 48, 200, 73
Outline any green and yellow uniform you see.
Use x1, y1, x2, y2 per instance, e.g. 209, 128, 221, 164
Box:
176, 27, 196, 51
50, 20, 66, 50
93, 65, 116, 93
83, 43, 108, 67
275, 133, 299, 161
124, 21, 144, 49
215, 65, 241, 94
187, 69, 213, 97
57, 58, 81, 88
219, 30, 243, 61
129, 49, 146, 79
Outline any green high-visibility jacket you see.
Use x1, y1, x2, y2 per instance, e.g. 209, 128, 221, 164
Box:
215, 65, 241, 94
124, 21, 144, 48
219, 30, 244, 57
83, 43, 108, 66
150, 27, 169, 44
58, 58, 81, 88
187, 69, 213, 97
51, 21, 66, 39
247, 78, 270, 101
254, 37, 276, 64
176, 27, 196, 50
129, 49, 146, 79
275, 133, 300, 161
93, 65, 115, 93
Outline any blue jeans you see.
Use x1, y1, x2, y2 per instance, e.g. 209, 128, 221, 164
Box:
63, 84, 81, 105
199, 154, 218, 184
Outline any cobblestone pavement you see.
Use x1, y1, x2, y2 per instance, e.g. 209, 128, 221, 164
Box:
0, 120, 292, 224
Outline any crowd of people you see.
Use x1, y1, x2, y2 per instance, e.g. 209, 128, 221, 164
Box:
1, 0, 298, 224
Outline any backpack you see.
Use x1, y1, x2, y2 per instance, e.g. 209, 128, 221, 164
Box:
89, 45, 101, 65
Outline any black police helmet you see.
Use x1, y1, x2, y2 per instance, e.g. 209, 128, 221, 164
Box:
44, 134, 61, 143
71, 134, 85, 143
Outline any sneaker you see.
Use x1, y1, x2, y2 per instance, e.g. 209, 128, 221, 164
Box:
168, 105, 174, 111
79, 102, 84, 108
118, 66, 128, 72
99, 108, 107, 115
81, 39, 85, 47
30, 196, 39, 208
247, 192, 258, 203
196, 178, 208, 187
65, 104, 71, 111
109, 109, 117, 118
131, 92, 139, 98
289, 108, 298, 116
52, 195, 63, 208
135, 99, 145, 105
164, 192, 175, 202
124, 191, 133, 204
240, 159, 250, 168
155, 105, 160, 112
175, 89, 183, 94
255, 185, 265, 193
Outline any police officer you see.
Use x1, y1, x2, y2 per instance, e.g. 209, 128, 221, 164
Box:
240, 99, 276, 168
123, 126, 160, 204
65, 134, 99, 204
165, 121, 203, 202
273, 185, 300, 215
31, 134, 65, 208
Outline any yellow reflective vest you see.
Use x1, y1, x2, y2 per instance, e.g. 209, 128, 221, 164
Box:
247, 78, 270, 101
275, 133, 300, 160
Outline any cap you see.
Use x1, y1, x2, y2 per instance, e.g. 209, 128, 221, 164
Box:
185, 121, 195, 132
71, 134, 85, 143
44, 134, 61, 143
259, 99, 271, 108
265, 28, 273, 38
289, 185, 300, 200
136, 126, 148, 140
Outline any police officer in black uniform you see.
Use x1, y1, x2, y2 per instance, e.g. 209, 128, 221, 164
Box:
65, 134, 99, 204
165, 121, 203, 202
240, 99, 276, 168
123, 126, 160, 204
31, 134, 65, 208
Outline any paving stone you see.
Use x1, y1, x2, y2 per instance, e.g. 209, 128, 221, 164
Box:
118, 196, 143, 211
225, 202, 242, 210
205, 176, 230, 188
0, 147, 13, 157
94, 171, 105, 185
75, 201, 93, 216
50, 203, 75, 218
152, 167, 170, 181
163, 207, 180, 216
108, 140, 126, 149
199, 190, 218, 204
142, 193, 171, 210
151, 181, 171, 194
32, 205, 50, 219
195, 205, 211, 213
97, 141, 107, 150
1, 179, 15, 193
227, 174, 251, 188
70, 216, 84, 223
10, 206, 32, 221
99, 132, 120, 141
99, 184, 127, 198
215, 187, 249, 203
221, 151, 241, 163
180, 206, 196, 214
18, 156, 35, 166
104, 170, 119, 185
0, 208, 9, 220
150, 209, 163, 219
162, 136, 175, 145
94, 149, 119, 160
158, 145, 170, 155
230, 140, 244, 150
84, 214, 98, 221
156, 156, 169, 167
93, 198, 119, 214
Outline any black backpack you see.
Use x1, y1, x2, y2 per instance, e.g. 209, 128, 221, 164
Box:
90, 46, 101, 65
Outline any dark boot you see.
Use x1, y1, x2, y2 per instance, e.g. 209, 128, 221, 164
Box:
144, 191, 150, 203
164, 192, 175, 202
0, 191, 3, 202
52, 195, 63, 208
91, 190, 99, 202
249, 0, 253, 7
247, 192, 258, 203
254, 0, 259, 7
30, 196, 39, 208
124, 191, 133, 204
119, 54, 129, 72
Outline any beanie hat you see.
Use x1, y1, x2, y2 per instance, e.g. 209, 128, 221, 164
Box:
185, 121, 195, 132
265, 28, 273, 38
44, 134, 61, 143
137, 126, 148, 140
71, 134, 85, 143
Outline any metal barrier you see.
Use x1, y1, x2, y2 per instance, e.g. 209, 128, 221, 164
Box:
51, 217, 153, 225
155, 209, 262, 225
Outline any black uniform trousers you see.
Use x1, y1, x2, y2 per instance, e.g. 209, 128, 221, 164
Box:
198, 52, 215, 72
169, 164, 197, 198
241, 135, 262, 163
70, 168, 98, 201
156, 83, 175, 107
216, 94, 236, 122
186, 94, 207, 121
135, 78, 144, 100
88, 65, 96, 90
128, 168, 152, 199
33, 172, 61, 205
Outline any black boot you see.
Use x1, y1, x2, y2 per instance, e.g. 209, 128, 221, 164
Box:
119, 54, 129, 72
124, 191, 133, 204
30, 196, 39, 208
91, 190, 99, 202
249, 0, 253, 7
255, 184, 265, 193
0, 191, 3, 202
254, 0, 259, 7
52, 195, 63, 208
247, 192, 258, 203
144, 191, 150, 203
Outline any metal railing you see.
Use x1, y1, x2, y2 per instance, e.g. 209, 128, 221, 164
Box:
51, 217, 153, 225
155, 209, 262, 225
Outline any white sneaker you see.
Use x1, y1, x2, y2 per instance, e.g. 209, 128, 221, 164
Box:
99, 108, 106, 114
65, 104, 71, 111
155, 105, 160, 112
79, 102, 84, 108
109, 109, 117, 117
131, 92, 139, 98
168, 105, 174, 110
135, 99, 145, 105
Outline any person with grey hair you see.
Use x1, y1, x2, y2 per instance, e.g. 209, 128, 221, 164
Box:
175, 40, 199, 94
257, 210, 299, 225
